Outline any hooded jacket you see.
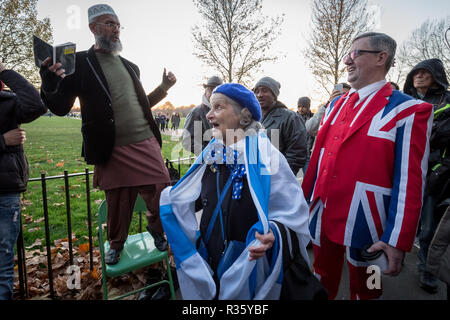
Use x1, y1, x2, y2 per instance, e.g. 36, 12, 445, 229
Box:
0, 70, 47, 194
403, 58, 450, 108
404, 59, 450, 202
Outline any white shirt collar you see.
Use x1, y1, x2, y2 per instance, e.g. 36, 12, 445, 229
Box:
348, 80, 387, 103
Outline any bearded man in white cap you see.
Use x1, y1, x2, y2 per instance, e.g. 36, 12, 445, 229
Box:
39, 4, 176, 264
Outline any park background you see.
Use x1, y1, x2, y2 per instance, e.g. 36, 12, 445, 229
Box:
36, 0, 450, 111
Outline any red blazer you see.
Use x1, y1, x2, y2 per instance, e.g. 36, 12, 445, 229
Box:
302, 83, 433, 251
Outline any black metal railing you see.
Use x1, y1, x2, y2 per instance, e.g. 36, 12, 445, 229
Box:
15, 156, 195, 299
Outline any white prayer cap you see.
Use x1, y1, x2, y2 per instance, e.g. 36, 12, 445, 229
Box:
88, 4, 117, 23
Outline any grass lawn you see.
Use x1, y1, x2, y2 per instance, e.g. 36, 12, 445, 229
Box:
19, 116, 193, 248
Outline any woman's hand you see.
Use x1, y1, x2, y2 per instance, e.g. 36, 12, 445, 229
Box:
248, 230, 275, 261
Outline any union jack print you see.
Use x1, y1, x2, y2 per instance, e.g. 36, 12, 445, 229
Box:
302, 83, 433, 251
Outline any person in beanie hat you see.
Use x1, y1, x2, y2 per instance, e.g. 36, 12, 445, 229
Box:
204, 76, 223, 89
297, 97, 312, 117
159, 83, 311, 299
38, 4, 177, 265
404, 58, 450, 294
182, 75, 223, 155
253, 77, 307, 175
297, 96, 314, 175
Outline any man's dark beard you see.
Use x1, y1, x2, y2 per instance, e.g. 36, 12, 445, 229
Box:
95, 34, 122, 55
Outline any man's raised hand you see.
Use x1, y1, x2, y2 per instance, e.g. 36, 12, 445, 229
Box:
161, 68, 176, 91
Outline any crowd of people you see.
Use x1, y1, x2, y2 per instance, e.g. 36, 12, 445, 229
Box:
154, 112, 181, 132
1, 3, 449, 301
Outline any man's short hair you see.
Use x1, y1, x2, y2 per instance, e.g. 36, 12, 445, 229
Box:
353, 32, 397, 72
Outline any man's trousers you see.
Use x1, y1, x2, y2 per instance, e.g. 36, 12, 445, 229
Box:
313, 231, 383, 300
105, 183, 168, 251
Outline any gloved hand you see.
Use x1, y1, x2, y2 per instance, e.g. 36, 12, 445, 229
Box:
160, 68, 176, 91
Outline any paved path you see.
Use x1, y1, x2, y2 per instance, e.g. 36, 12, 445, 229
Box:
307, 244, 446, 300
299, 169, 446, 299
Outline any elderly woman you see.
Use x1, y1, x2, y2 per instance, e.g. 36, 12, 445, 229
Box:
160, 83, 310, 299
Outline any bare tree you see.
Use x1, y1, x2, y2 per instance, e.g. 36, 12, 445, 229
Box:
0, 0, 53, 87
191, 0, 283, 86
304, 0, 374, 94
392, 16, 450, 87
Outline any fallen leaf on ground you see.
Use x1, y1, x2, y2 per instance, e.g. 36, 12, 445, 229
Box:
25, 239, 42, 250
78, 243, 90, 253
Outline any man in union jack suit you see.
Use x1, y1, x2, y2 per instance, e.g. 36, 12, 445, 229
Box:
302, 32, 434, 300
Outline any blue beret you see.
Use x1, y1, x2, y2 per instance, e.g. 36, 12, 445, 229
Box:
213, 83, 262, 122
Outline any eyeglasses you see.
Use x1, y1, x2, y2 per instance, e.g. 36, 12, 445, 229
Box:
96, 22, 124, 30
343, 49, 382, 64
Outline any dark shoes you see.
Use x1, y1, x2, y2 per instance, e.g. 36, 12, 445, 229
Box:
151, 286, 171, 300
137, 267, 172, 300
418, 271, 439, 294
146, 226, 168, 251
105, 248, 122, 265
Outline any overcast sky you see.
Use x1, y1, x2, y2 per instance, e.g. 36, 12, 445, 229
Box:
36, 0, 450, 110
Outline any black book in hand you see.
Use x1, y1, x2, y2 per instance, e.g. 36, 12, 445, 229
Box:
33, 35, 76, 76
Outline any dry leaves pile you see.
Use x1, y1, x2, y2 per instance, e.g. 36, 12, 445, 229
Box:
13, 236, 152, 300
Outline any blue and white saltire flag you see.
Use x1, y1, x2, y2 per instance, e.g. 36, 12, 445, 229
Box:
160, 132, 311, 300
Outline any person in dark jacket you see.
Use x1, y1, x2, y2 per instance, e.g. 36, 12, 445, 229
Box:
182, 76, 223, 156
159, 114, 166, 132
154, 112, 161, 129
38, 4, 176, 265
170, 112, 179, 130
297, 96, 314, 175
253, 77, 307, 175
404, 58, 450, 108
0, 61, 47, 300
165, 115, 169, 131
404, 58, 450, 294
